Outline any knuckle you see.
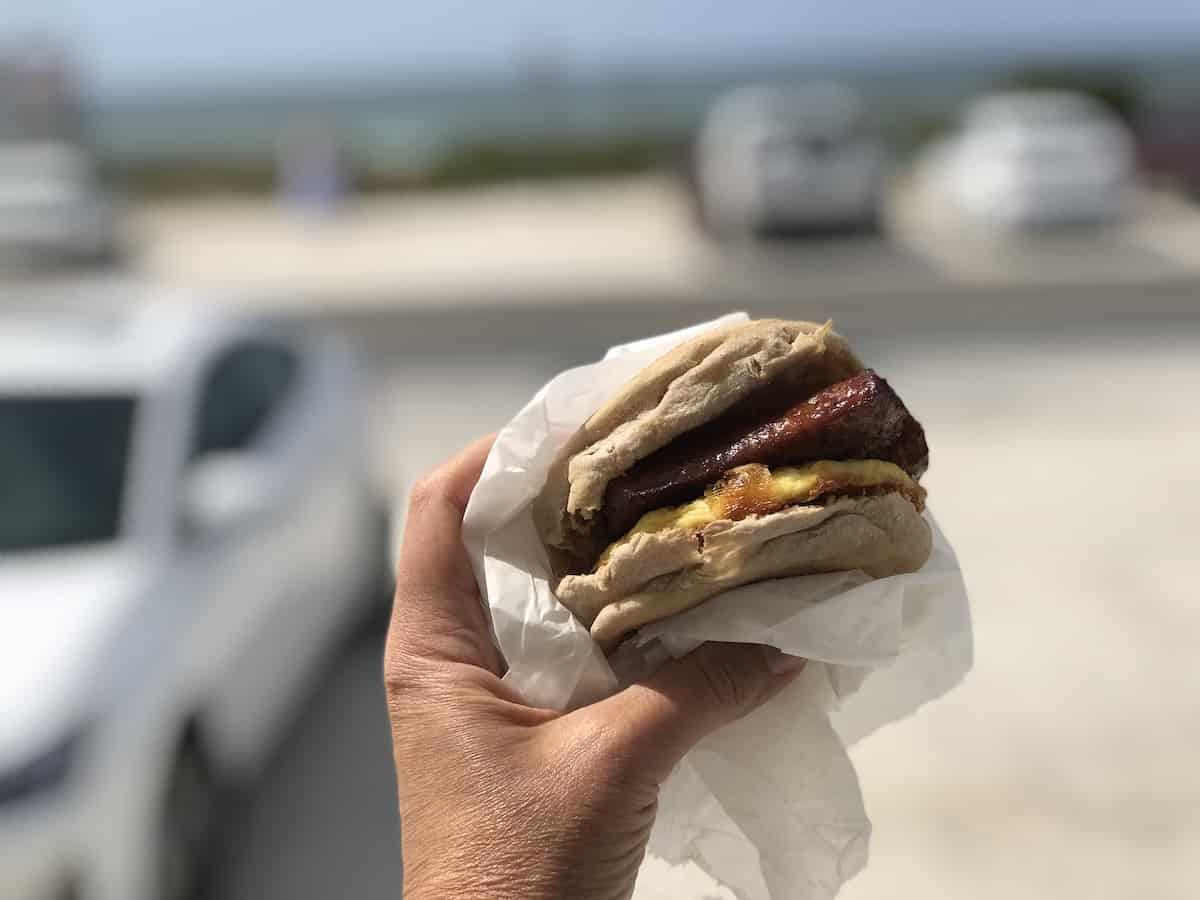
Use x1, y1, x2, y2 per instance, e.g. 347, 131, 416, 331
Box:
407, 469, 449, 513
693, 648, 764, 711
390, 584, 496, 669
383, 626, 436, 699
547, 720, 637, 802
411, 618, 492, 666
696, 658, 747, 709
382, 645, 421, 699
546, 713, 629, 785
383, 654, 446, 733
578, 717, 630, 772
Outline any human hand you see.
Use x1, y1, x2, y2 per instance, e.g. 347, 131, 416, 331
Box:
385, 435, 806, 900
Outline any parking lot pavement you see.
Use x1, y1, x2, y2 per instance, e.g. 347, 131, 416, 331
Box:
215, 623, 404, 900
839, 330, 1200, 900
214, 307, 1200, 900
886, 172, 1191, 286
1122, 190, 1200, 273
120, 175, 1200, 314
128, 178, 709, 308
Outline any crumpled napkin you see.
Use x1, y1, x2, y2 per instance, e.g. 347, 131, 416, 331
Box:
462, 313, 972, 900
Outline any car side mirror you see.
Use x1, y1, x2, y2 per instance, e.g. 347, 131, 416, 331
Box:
179, 452, 275, 538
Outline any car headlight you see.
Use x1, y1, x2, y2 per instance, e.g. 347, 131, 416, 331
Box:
0, 727, 87, 805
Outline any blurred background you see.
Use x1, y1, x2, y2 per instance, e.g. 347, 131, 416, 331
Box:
1, 1, 1198, 899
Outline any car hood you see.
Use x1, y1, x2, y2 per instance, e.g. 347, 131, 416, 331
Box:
0, 544, 148, 769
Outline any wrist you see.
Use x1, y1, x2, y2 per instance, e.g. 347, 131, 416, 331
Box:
403, 869, 564, 900
401, 844, 566, 900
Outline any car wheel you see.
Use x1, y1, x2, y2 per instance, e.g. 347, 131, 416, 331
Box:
158, 741, 219, 900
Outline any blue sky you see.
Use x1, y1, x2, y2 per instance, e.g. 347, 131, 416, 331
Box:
6, 0, 1200, 98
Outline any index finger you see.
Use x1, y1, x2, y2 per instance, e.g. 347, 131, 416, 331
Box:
389, 434, 501, 671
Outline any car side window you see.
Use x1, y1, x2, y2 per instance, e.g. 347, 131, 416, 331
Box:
189, 340, 298, 460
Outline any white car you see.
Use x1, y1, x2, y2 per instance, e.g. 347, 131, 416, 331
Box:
695, 83, 888, 236
0, 142, 117, 263
0, 302, 389, 900
940, 91, 1135, 229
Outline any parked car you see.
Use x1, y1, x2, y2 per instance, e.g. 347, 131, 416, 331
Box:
1136, 105, 1200, 198
0, 301, 390, 900
939, 90, 1135, 229
694, 83, 888, 237
0, 141, 118, 263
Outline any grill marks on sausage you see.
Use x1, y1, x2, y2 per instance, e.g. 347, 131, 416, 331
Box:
603, 370, 928, 537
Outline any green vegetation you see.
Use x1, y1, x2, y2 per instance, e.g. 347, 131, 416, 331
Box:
419, 135, 684, 189
105, 160, 280, 197
107, 134, 687, 198
1001, 66, 1141, 124
889, 113, 957, 158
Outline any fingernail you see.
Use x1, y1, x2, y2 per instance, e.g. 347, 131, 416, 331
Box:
763, 647, 807, 675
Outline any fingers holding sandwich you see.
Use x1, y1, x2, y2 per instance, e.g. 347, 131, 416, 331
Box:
576, 642, 806, 782
388, 434, 502, 675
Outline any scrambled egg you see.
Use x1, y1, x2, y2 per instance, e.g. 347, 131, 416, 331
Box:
597, 459, 917, 568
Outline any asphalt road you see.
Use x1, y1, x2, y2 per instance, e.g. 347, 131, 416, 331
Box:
214, 622, 402, 900
211, 288, 1200, 900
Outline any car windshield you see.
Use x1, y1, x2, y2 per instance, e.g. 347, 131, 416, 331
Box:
0, 395, 136, 552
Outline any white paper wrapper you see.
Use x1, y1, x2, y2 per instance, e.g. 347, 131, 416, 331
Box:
462, 313, 973, 900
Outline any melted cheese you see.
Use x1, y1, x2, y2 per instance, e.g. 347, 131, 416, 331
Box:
597, 459, 916, 568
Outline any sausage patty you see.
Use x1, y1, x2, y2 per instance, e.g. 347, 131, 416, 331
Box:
603, 370, 928, 537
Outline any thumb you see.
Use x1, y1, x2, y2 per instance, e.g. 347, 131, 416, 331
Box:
586, 642, 806, 782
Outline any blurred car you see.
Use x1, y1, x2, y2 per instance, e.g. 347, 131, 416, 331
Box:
0, 141, 118, 263
939, 90, 1135, 229
694, 83, 888, 237
1136, 105, 1200, 198
0, 302, 389, 900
